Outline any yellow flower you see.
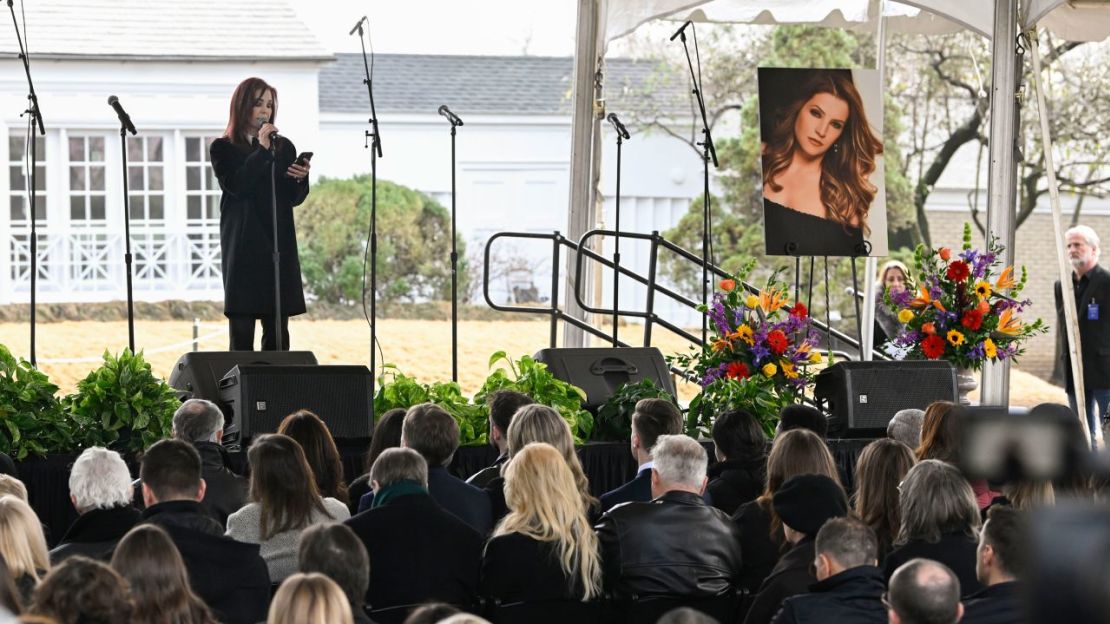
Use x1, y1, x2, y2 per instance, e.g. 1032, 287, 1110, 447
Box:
781, 360, 798, 379
947, 329, 965, 347
897, 309, 914, 324
974, 280, 992, 300
809, 351, 824, 364
983, 338, 998, 359
731, 324, 755, 346
762, 363, 777, 377
744, 294, 760, 309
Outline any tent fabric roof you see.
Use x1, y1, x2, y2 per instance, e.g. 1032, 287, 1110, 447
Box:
319, 53, 690, 117
0, 0, 330, 60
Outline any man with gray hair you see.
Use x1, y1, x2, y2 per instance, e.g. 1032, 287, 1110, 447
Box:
168, 398, 247, 525
1056, 224, 1110, 447
886, 558, 964, 624
595, 434, 743, 604
887, 408, 924, 449
51, 447, 142, 562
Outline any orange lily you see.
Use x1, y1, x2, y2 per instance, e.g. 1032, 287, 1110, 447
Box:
932, 299, 948, 313
909, 285, 933, 309
995, 266, 1015, 290
760, 289, 789, 313
997, 308, 1022, 335
711, 338, 730, 352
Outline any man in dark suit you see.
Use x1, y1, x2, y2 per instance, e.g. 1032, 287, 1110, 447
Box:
358, 403, 493, 535
962, 506, 1026, 624
467, 390, 533, 488
1056, 224, 1110, 448
599, 398, 683, 512
346, 447, 482, 615
140, 439, 271, 624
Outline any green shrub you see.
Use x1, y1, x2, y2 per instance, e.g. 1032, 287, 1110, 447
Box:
592, 379, 677, 442
373, 367, 488, 445
474, 352, 593, 444
0, 345, 71, 459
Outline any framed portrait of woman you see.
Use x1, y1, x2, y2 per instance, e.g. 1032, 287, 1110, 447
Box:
758, 67, 888, 257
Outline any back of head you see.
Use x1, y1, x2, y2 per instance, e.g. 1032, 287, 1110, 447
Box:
370, 447, 429, 489
652, 435, 708, 491
29, 556, 133, 624
278, 410, 347, 502
656, 606, 721, 624
267, 573, 353, 624
172, 399, 224, 443
712, 409, 767, 461
815, 516, 877, 569
247, 434, 326, 539
778, 404, 828, 439
69, 447, 132, 512
888, 558, 962, 624
438, 616, 492, 624
0, 495, 49, 581
981, 506, 1028, 579
140, 438, 202, 503
0, 476, 27, 503
898, 459, 980, 544
298, 523, 370, 610
506, 405, 573, 457
853, 439, 916, 542
0, 546, 24, 615
772, 474, 849, 537
915, 401, 958, 462
764, 429, 840, 498
366, 408, 406, 472
888, 408, 925, 448
402, 403, 460, 467
632, 398, 683, 455
402, 603, 460, 624
487, 390, 534, 436
109, 524, 211, 624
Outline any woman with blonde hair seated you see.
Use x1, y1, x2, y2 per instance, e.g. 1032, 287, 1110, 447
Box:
481, 442, 602, 605
0, 496, 49, 604
268, 572, 353, 624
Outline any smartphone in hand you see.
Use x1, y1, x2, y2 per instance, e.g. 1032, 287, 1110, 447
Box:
295, 151, 313, 166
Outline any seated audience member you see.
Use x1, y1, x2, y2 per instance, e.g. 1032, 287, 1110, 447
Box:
439, 615, 492, 624
487, 404, 597, 522
852, 439, 916, 561
776, 405, 828, 439
0, 475, 27, 502
991, 480, 1054, 512
770, 517, 885, 624
169, 398, 248, 526
916, 402, 997, 511
278, 409, 349, 505
226, 433, 350, 583
468, 390, 534, 487
140, 438, 271, 624
481, 443, 601, 604
402, 603, 461, 624
886, 559, 964, 624
744, 474, 849, 624
732, 429, 840, 595
358, 404, 492, 536
657, 606, 720, 624
887, 408, 925, 449
349, 408, 406, 515
962, 507, 1026, 624
268, 572, 354, 624
599, 398, 683, 512
596, 434, 742, 601
109, 524, 216, 624
0, 552, 24, 616
27, 556, 132, 624
346, 448, 482, 614
708, 408, 768, 516
298, 523, 373, 624
51, 447, 140, 563
0, 496, 49, 604
884, 459, 983, 596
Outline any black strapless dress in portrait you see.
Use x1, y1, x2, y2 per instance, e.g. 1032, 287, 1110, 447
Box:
763, 198, 865, 257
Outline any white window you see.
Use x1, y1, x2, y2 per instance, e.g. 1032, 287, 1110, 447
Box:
67, 136, 107, 224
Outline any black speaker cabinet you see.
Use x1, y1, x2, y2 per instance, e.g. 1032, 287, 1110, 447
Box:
168, 351, 318, 402
533, 347, 676, 413
815, 360, 957, 437
217, 365, 372, 444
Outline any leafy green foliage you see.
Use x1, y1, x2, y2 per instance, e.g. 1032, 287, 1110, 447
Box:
64, 350, 179, 453
373, 366, 488, 445
592, 378, 676, 442
0, 345, 71, 459
474, 352, 593, 444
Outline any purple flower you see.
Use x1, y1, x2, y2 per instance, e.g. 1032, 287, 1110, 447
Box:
998, 344, 1018, 360
752, 343, 771, 364
968, 343, 986, 361
890, 289, 913, 307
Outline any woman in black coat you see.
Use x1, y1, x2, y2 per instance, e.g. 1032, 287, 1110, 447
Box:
210, 77, 310, 351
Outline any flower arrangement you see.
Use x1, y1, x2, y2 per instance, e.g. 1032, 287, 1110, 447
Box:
671, 265, 822, 436
886, 223, 1045, 370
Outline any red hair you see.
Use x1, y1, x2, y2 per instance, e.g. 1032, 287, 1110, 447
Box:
223, 77, 278, 147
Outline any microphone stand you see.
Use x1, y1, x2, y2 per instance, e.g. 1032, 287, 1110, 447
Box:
9, 0, 44, 367
612, 126, 624, 347
672, 22, 718, 347
115, 113, 137, 353
447, 117, 460, 382
269, 137, 283, 351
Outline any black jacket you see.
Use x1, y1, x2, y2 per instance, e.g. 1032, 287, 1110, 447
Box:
195, 441, 248, 527
466, 454, 507, 489
744, 538, 816, 624
769, 565, 887, 624
595, 490, 742, 600
49, 505, 142, 563
345, 492, 482, 611
599, 468, 652, 513
1055, 264, 1110, 389
707, 457, 766, 516
884, 532, 983, 597
962, 581, 1024, 624
481, 532, 587, 603
210, 136, 308, 317
358, 466, 493, 536
733, 499, 784, 595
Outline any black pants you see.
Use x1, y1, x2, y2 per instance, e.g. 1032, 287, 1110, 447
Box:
228, 315, 289, 351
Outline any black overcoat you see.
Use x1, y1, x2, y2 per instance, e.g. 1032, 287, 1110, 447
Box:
210, 136, 308, 317
1055, 263, 1110, 390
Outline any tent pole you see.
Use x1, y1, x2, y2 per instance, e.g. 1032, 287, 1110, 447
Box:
859, 0, 888, 361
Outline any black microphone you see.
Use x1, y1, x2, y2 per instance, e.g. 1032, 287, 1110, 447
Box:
607, 113, 630, 140
669, 20, 692, 41
257, 116, 280, 144
107, 96, 137, 136
438, 105, 464, 127
349, 15, 367, 36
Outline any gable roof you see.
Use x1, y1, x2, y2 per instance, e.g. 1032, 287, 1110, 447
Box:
0, 0, 330, 61
319, 53, 690, 117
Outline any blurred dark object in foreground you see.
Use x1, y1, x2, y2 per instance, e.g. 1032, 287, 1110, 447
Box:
1029, 502, 1110, 624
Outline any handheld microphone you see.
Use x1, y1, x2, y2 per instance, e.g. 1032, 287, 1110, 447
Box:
349, 15, 367, 36
438, 105, 464, 127
669, 20, 692, 41
606, 113, 630, 140
257, 116, 280, 144
107, 96, 137, 136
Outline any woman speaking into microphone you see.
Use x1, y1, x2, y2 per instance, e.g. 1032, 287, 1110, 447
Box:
210, 77, 311, 351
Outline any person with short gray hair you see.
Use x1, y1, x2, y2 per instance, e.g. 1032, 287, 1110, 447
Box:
887, 408, 924, 448
887, 558, 964, 624
162, 398, 246, 527
51, 447, 142, 563
172, 399, 224, 443
369, 447, 428, 490
651, 434, 708, 491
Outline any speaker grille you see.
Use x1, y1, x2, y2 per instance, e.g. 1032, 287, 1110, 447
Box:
816, 361, 956, 435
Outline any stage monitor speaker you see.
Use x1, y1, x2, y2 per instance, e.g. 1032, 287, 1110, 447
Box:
533, 347, 676, 413
815, 360, 957, 437
168, 351, 318, 403
217, 365, 372, 445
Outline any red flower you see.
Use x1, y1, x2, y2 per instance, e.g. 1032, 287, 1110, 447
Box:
719, 279, 736, 292
961, 309, 984, 331
790, 302, 808, 319
766, 330, 789, 355
946, 261, 970, 282
921, 334, 946, 359
726, 362, 750, 380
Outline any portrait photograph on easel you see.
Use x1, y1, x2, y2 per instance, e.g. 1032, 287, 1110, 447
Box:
758, 67, 889, 258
